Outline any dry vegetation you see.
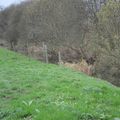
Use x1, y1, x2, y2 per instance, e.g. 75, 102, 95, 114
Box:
63, 60, 95, 76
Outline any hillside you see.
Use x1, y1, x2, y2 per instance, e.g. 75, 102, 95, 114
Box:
0, 48, 120, 120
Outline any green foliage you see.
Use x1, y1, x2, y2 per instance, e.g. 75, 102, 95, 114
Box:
90, 1, 120, 86
98, 0, 120, 38
0, 48, 120, 120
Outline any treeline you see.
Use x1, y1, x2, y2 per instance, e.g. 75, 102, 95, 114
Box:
0, 0, 120, 86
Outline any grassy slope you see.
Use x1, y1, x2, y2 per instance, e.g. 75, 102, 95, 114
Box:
0, 48, 120, 120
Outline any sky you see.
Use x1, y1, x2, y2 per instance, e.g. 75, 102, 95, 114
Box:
0, 0, 24, 8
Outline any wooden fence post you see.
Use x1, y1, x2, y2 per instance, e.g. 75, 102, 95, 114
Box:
44, 44, 48, 63
58, 51, 62, 65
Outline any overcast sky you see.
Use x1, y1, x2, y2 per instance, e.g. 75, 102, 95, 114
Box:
0, 0, 24, 8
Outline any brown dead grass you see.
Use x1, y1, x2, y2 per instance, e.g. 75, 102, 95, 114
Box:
63, 59, 95, 76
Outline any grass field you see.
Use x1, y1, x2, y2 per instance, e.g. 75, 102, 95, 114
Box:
0, 48, 120, 120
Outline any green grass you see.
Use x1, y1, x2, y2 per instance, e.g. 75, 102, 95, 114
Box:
0, 48, 120, 120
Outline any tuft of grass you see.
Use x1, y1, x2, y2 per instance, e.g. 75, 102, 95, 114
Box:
0, 48, 120, 120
